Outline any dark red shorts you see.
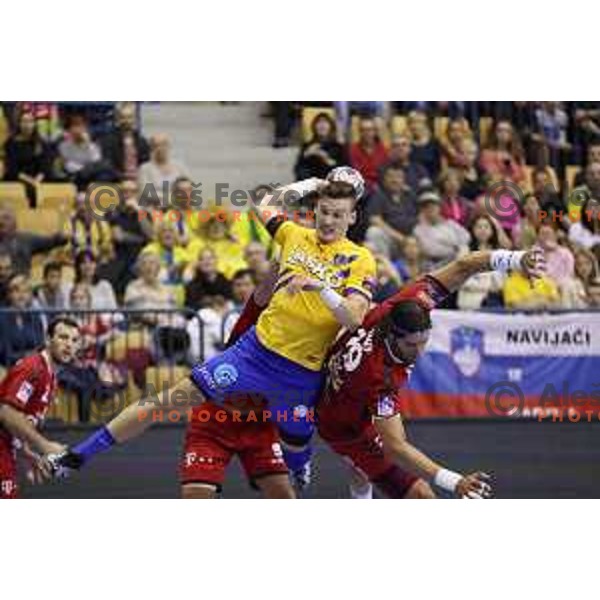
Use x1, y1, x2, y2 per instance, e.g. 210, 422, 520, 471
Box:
0, 436, 18, 499
321, 424, 418, 498
180, 403, 288, 490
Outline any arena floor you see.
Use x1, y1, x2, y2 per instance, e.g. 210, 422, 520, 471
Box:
24, 420, 600, 499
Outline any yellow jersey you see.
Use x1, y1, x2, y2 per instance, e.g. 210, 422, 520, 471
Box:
255, 221, 376, 371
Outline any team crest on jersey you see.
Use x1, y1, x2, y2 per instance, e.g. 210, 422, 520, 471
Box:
450, 326, 484, 378
16, 381, 34, 404
213, 363, 239, 388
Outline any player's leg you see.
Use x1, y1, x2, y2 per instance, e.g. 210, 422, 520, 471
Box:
372, 467, 435, 499
238, 420, 295, 498
179, 410, 232, 499
403, 478, 436, 499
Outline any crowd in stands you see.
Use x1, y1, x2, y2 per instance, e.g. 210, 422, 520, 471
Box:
1, 100, 600, 421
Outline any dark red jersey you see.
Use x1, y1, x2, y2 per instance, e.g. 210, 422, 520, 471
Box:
318, 276, 448, 439
0, 351, 58, 448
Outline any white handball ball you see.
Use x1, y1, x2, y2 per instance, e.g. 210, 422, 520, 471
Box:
326, 166, 366, 200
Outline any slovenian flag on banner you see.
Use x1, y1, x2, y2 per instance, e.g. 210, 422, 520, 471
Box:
402, 310, 600, 418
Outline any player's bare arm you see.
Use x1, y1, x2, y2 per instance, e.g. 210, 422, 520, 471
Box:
0, 405, 65, 459
430, 248, 546, 293
373, 412, 492, 499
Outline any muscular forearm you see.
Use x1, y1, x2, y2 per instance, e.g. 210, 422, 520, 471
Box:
0, 405, 55, 454
383, 436, 444, 482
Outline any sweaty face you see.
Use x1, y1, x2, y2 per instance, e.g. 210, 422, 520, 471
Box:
49, 323, 81, 364
386, 329, 431, 365
315, 196, 355, 244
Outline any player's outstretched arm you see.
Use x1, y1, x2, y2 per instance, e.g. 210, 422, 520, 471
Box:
429, 248, 546, 295
373, 413, 492, 499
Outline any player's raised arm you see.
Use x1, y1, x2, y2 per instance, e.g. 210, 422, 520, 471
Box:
428, 247, 546, 296
373, 412, 491, 499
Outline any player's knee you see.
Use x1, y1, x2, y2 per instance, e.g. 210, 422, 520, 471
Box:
257, 475, 296, 499
181, 483, 218, 499
406, 479, 436, 499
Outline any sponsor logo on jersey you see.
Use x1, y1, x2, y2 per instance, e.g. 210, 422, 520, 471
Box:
213, 363, 239, 388
376, 396, 396, 417
16, 381, 34, 404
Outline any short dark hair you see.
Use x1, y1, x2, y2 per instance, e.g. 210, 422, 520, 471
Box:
382, 300, 432, 337
232, 269, 255, 283
47, 316, 80, 338
43, 261, 63, 279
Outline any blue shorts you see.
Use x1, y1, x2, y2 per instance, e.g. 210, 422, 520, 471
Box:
190, 327, 325, 441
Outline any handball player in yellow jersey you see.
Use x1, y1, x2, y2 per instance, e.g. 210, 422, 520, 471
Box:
48, 168, 376, 487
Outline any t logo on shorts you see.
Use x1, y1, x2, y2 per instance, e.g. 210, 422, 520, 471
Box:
213, 363, 239, 388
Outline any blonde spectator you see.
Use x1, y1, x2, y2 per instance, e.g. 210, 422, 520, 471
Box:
562, 246, 600, 308
457, 139, 487, 201
124, 252, 176, 314
184, 247, 232, 312
480, 120, 525, 185
440, 118, 472, 169
138, 133, 187, 203
503, 272, 560, 310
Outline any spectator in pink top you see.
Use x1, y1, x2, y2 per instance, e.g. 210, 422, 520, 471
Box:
349, 116, 388, 190
480, 120, 525, 185
536, 221, 574, 287
439, 168, 472, 228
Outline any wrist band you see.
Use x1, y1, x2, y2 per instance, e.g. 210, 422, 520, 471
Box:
490, 250, 525, 273
319, 287, 344, 311
433, 468, 462, 493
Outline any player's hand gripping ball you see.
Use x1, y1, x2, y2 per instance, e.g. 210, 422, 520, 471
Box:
327, 166, 366, 201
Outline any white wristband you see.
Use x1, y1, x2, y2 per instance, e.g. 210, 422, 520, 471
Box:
319, 287, 344, 311
490, 250, 525, 274
433, 468, 462, 493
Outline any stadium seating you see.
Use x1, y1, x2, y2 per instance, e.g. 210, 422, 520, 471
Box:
479, 116, 494, 147
0, 182, 29, 210
38, 183, 77, 211
145, 366, 188, 391
47, 390, 80, 424
390, 115, 408, 136
16, 208, 67, 235
566, 165, 581, 193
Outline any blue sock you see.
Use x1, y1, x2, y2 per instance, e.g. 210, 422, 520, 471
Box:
282, 444, 312, 473
72, 425, 116, 464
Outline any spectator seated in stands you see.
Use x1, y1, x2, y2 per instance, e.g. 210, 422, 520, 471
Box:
0, 252, 14, 306
34, 261, 69, 310
184, 247, 232, 312
517, 194, 542, 249
71, 249, 118, 311
457, 139, 487, 201
243, 241, 270, 281
3, 110, 53, 207
362, 243, 402, 303
187, 211, 246, 279
531, 102, 571, 171
536, 221, 575, 291
570, 163, 600, 218
457, 215, 505, 310
413, 190, 470, 271
58, 114, 114, 189
0, 274, 45, 366
61, 191, 113, 266
0, 202, 67, 274
439, 168, 473, 228
480, 120, 526, 185
229, 186, 272, 250
138, 133, 187, 204
561, 246, 599, 309
569, 196, 600, 252
383, 134, 430, 193
294, 112, 346, 180
408, 110, 441, 179
586, 277, 600, 308
574, 104, 600, 153
530, 166, 563, 216
365, 164, 417, 259
142, 222, 189, 304
106, 179, 154, 297
100, 102, 150, 181
574, 143, 600, 188
393, 235, 424, 284
440, 117, 472, 170
503, 270, 560, 311
58, 283, 126, 422
349, 116, 389, 191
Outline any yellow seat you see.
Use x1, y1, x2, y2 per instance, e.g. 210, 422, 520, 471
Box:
16, 208, 66, 235
479, 117, 494, 147
566, 165, 581, 194
433, 116, 449, 142
105, 330, 152, 362
38, 183, 77, 211
48, 390, 80, 423
301, 106, 337, 143
522, 165, 560, 194
145, 366, 188, 392
0, 182, 29, 210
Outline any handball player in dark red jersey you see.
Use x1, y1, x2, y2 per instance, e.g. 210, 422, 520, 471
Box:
0, 317, 81, 499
